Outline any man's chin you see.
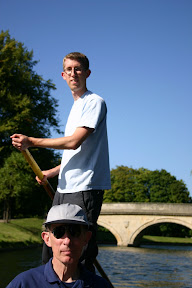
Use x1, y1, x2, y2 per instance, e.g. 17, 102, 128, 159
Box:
71, 86, 80, 92
61, 255, 74, 264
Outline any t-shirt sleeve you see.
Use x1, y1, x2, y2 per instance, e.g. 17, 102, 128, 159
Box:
77, 97, 107, 131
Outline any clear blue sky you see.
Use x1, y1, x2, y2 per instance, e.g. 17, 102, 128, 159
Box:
1, 0, 192, 194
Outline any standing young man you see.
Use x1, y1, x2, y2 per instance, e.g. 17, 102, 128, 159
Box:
11, 52, 111, 270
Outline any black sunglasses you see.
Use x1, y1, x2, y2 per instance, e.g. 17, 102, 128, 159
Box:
51, 224, 82, 239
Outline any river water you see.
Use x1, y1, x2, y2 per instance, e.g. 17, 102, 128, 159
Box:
1, 245, 192, 288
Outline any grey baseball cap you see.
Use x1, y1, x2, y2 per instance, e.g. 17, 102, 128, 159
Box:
44, 203, 89, 226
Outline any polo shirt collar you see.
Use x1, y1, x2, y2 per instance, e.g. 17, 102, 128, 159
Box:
44, 259, 94, 287
44, 258, 60, 284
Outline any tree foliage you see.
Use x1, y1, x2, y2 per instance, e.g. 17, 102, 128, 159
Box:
104, 166, 191, 203
0, 31, 61, 219
0, 151, 53, 221
0, 30, 61, 161
0, 151, 34, 221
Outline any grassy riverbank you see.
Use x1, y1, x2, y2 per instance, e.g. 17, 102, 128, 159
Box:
142, 235, 192, 245
1, 218, 192, 250
0, 218, 43, 250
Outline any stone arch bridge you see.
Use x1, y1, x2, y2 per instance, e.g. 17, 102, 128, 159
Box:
97, 203, 192, 247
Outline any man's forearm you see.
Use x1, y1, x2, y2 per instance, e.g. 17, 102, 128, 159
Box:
29, 127, 93, 150
28, 136, 74, 150
45, 165, 61, 178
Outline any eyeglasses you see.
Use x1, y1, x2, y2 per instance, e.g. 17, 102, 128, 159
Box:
51, 225, 82, 239
64, 67, 84, 76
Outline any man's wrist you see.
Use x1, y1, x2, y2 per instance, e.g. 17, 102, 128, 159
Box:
28, 137, 35, 147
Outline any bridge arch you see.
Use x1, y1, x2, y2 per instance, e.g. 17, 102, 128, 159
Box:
130, 217, 192, 247
97, 219, 120, 245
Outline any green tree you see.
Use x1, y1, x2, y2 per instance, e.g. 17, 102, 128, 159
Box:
0, 30, 60, 161
0, 31, 61, 218
0, 151, 34, 222
104, 166, 191, 203
0, 151, 53, 222
148, 169, 190, 203
104, 166, 137, 202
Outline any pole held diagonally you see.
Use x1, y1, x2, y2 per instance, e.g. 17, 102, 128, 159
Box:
21, 149, 114, 288
21, 149, 55, 200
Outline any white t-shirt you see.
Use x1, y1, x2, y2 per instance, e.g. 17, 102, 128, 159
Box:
57, 91, 111, 193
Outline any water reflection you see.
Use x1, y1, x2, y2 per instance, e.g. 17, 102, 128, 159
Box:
97, 245, 192, 288
1, 247, 42, 288
1, 245, 192, 288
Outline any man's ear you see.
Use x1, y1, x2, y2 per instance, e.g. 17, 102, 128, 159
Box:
61, 71, 67, 80
41, 231, 52, 248
86, 69, 91, 79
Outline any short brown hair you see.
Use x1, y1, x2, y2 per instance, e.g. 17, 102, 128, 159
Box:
63, 52, 89, 71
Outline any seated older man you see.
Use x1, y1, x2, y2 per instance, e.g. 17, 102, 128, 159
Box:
6, 203, 111, 288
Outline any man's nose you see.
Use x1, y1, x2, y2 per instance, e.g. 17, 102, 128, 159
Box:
62, 233, 71, 245
70, 68, 77, 76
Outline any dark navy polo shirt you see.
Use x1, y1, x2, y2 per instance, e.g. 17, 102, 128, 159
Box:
6, 258, 111, 288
